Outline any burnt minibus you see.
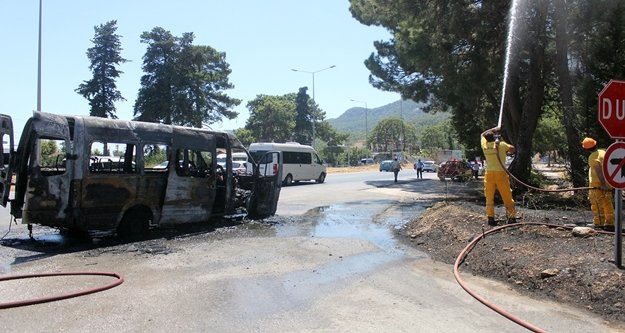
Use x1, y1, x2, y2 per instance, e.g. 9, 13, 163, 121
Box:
0, 112, 281, 237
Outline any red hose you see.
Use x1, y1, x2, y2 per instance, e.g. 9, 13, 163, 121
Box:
453, 222, 614, 332
0, 271, 124, 309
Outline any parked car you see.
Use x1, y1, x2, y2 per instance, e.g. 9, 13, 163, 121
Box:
437, 160, 473, 181
422, 160, 437, 172
379, 160, 393, 172
361, 158, 374, 165
231, 161, 249, 175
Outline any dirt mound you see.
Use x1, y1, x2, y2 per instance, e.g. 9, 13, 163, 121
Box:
401, 201, 625, 323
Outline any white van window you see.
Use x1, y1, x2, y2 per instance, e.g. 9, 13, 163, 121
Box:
284, 151, 311, 164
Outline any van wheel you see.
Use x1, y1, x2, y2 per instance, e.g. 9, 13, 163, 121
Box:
283, 174, 293, 186
316, 172, 326, 183
117, 209, 150, 239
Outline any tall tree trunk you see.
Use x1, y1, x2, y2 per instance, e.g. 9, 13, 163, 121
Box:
509, 0, 548, 184
553, 0, 586, 187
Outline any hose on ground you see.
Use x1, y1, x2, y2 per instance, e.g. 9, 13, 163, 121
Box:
0, 271, 124, 309
454, 221, 614, 332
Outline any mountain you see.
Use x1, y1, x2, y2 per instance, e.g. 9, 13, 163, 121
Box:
327, 100, 449, 139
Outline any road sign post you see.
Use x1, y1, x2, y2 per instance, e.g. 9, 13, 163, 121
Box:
616, 187, 622, 268
603, 141, 625, 267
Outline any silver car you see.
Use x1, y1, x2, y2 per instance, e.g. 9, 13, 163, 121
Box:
422, 160, 437, 172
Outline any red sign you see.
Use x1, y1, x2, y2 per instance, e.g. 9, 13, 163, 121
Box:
598, 80, 625, 139
603, 142, 625, 189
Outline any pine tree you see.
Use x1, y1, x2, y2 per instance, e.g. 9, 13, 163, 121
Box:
76, 20, 127, 119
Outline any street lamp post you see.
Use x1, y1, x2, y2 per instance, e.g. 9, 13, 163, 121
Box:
291, 65, 336, 148
350, 99, 368, 150
37, 0, 43, 112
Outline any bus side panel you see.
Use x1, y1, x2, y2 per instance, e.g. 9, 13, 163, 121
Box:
21, 113, 73, 228
311, 152, 326, 181
300, 152, 315, 181
160, 172, 214, 224
22, 171, 71, 227
160, 135, 217, 224
79, 175, 141, 230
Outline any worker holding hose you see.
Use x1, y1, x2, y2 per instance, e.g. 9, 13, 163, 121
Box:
481, 126, 516, 226
581, 137, 614, 231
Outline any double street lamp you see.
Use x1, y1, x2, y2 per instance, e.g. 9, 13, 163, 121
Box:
291, 65, 336, 148
350, 99, 368, 150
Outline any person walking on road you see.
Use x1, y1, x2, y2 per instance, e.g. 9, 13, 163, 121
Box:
582, 137, 614, 231
481, 126, 516, 226
414, 159, 424, 179
391, 156, 402, 182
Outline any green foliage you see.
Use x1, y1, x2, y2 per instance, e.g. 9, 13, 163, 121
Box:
293, 87, 313, 144
315, 121, 349, 146
318, 145, 371, 167
420, 120, 458, 150
533, 106, 566, 159
240, 91, 349, 149
350, 0, 507, 154
572, 1, 625, 148
369, 117, 417, 153
329, 100, 449, 143
349, 0, 625, 186
233, 128, 256, 148
76, 20, 127, 119
133, 27, 240, 127
40, 139, 61, 167
245, 94, 297, 142
144, 151, 167, 167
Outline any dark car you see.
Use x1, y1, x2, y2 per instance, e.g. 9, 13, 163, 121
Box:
379, 160, 393, 172
437, 160, 473, 181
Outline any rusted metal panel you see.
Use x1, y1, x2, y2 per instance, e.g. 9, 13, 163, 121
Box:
160, 169, 215, 225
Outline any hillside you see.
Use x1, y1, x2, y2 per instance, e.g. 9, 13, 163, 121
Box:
327, 99, 449, 140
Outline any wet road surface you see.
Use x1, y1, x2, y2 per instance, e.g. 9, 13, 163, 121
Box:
0, 172, 622, 332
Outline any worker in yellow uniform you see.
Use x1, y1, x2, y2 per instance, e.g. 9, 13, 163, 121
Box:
582, 137, 614, 231
481, 126, 516, 226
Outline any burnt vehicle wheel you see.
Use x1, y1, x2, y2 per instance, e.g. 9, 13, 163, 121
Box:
316, 172, 326, 184
283, 174, 293, 186
117, 208, 150, 239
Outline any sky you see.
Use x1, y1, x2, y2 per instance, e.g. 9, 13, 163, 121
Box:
0, 0, 401, 140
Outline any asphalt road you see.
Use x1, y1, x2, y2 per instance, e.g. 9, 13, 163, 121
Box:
0, 170, 621, 332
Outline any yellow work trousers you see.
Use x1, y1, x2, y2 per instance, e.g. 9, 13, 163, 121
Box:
484, 170, 516, 219
588, 189, 614, 226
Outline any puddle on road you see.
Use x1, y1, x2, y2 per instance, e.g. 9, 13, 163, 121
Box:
276, 200, 425, 256
227, 201, 429, 317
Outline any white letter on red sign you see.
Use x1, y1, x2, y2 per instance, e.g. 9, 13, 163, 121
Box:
602, 98, 612, 119
618, 99, 625, 120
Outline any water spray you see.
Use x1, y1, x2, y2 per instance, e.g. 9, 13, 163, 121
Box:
498, 0, 521, 127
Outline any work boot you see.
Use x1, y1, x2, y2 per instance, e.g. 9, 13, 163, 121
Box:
507, 217, 516, 224
487, 217, 496, 226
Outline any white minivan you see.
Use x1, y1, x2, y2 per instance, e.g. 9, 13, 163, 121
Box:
248, 142, 326, 185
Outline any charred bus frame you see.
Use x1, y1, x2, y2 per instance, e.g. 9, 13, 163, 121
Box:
0, 112, 281, 237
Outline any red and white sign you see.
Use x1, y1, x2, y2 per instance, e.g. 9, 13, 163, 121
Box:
598, 80, 625, 139
603, 142, 625, 189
